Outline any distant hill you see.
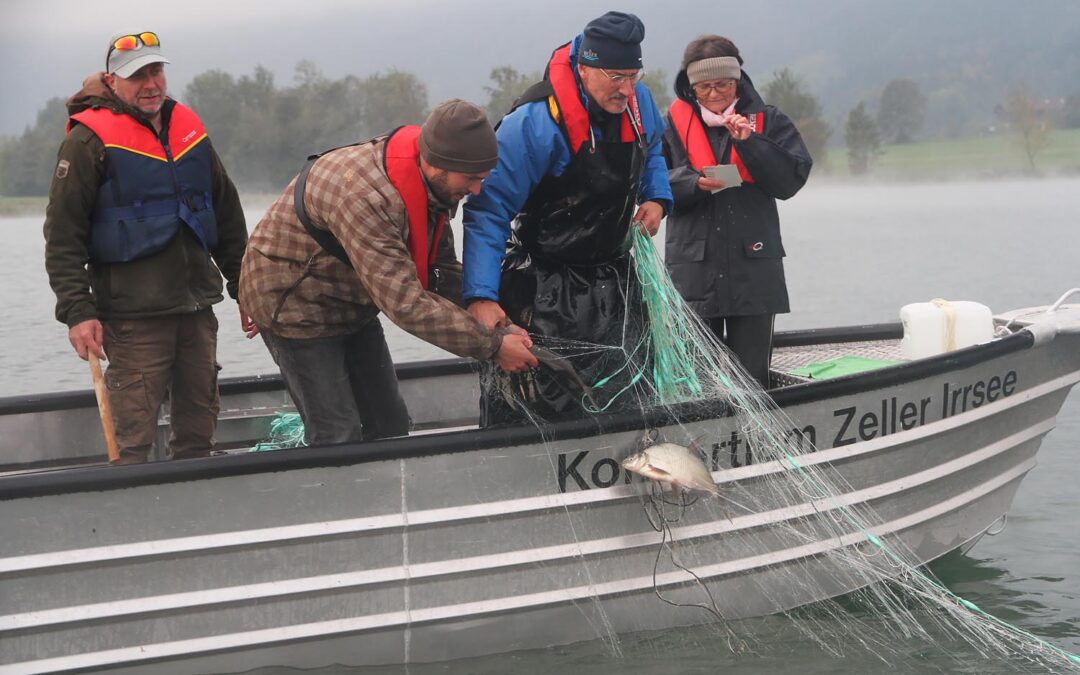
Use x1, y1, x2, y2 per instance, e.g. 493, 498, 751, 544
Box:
2, 0, 1077, 142
626, 0, 1080, 140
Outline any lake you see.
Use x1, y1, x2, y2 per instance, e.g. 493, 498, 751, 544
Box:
3, 177, 1078, 672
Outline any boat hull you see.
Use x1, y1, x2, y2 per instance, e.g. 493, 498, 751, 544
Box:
1, 315, 1078, 674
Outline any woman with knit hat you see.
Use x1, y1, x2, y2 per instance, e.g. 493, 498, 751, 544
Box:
663, 35, 813, 388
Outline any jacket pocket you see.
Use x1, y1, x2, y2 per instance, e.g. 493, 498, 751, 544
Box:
104, 367, 154, 444
430, 264, 465, 307
665, 239, 709, 302
666, 238, 707, 264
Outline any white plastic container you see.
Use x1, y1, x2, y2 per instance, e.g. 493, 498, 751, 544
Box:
900, 300, 994, 360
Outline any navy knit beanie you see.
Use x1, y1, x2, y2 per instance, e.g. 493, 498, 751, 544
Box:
579, 11, 644, 70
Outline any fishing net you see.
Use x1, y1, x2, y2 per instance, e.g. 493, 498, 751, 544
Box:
250, 412, 307, 451
475, 227, 1080, 673
246, 228, 1078, 672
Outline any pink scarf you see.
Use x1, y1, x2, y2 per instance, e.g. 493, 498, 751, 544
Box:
698, 100, 737, 128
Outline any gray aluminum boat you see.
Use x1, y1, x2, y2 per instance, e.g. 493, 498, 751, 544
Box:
1, 297, 1079, 674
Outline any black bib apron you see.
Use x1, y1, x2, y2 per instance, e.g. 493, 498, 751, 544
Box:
483, 118, 650, 425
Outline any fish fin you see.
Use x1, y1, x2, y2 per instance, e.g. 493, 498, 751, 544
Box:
646, 464, 671, 478
687, 440, 713, 465
688, 435, 710, 456
712, 491, 734, 523
581, 386, 600, 410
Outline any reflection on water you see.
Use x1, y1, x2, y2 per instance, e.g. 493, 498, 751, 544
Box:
931, 549, 1080, 641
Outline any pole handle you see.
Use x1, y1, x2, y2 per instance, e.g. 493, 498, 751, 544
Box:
88, 353, 120, 463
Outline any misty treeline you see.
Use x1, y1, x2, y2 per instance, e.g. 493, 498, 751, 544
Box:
3, 62, 1078, 196
0, 61, 825, 196
0, 62, 430, 196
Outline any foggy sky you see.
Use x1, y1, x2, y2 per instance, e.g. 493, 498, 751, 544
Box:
2, 0, 1078, 136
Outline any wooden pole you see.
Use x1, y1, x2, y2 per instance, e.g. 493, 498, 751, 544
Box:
88, 353, 120, 463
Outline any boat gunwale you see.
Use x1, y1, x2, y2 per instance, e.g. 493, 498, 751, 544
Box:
0, 324, 902, 416
0, 324, 1037, 500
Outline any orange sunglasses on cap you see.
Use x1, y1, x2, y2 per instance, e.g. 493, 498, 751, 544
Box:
106, 32, 160, 68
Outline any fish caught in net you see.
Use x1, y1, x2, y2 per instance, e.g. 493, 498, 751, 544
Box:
249, 227, 1079, 671
477, 227, 1080, 673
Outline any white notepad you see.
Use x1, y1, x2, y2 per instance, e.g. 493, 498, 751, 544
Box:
702, 164, 743, 193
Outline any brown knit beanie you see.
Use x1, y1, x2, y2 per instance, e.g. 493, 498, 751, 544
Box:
419, 99, 498, 173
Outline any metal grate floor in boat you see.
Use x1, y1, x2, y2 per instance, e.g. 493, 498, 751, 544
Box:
770, 339, 906, 386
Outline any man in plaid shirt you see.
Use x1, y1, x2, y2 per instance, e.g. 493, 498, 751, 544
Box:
240, 100, 536, 446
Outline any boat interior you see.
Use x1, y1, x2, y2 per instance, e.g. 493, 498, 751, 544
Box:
0, 307, 1061, 477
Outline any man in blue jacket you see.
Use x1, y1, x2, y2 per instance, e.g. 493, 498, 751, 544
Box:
463, 11, 673, 424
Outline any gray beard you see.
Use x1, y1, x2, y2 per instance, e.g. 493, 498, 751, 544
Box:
109, 90, 163, 126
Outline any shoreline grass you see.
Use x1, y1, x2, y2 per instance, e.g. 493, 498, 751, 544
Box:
821, 128, 1080, 181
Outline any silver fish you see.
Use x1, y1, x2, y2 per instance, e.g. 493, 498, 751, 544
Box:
621, 442, 720, 498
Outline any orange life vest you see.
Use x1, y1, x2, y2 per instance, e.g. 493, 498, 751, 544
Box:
68, 102, 216, 262
668, 98, 764, 184
68, 102, 207, 160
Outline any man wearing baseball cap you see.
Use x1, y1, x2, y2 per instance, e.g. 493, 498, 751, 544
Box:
462, 11, 673, 424
239, 99, 537, 446
43, 31, 248, 464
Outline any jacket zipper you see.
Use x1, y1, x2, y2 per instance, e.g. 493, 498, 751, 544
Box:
159, 125, 201, 312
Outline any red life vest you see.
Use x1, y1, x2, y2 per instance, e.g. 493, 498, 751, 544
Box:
384, 126, 445, 290
668, 98, 764, 184
546, 43, 641, 153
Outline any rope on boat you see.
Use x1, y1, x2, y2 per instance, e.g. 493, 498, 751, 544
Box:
641, 485, 749, 654
250, 413, 307, 451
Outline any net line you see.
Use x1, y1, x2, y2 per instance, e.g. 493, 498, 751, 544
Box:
598, 226, 1080, 672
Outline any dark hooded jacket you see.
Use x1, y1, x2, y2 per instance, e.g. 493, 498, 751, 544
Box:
43, 73, 247, 327
663, 68, 811, 318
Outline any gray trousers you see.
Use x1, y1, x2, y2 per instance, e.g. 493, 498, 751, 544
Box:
261, 320, 410, 446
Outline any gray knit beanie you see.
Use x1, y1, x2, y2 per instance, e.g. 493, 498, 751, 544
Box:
687, 56, 741, 85
419, 99, 498, 173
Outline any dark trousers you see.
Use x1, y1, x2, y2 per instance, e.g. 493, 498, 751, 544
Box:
707, 314, 775, 389
102, 308, 220, 464
260, 320, 410, 446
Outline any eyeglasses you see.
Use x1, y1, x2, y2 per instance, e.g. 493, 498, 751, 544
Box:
692, 79, 737, 96
106, 32, 161, 68
598, 68, 646, 85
